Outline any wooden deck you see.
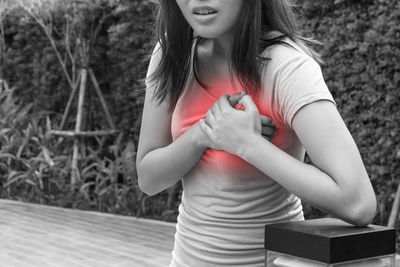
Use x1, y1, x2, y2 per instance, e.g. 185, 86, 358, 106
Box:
0, 199, 175, 267
1, 199, 400, 267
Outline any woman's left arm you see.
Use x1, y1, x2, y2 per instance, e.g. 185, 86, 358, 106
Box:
201, 95, 377, 226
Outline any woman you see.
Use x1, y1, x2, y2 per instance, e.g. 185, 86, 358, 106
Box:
136, 0, 377, 266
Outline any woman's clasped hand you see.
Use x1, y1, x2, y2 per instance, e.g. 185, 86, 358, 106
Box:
200, 92, 276, 156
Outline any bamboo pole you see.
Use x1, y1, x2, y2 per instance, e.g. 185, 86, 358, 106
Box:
388, 181, 400, 228
29, 14, 75, 91
0, 4, 5, 80
59, 71, 81, 130
50, 130, 118, 137
71, 68, 87, 188
88, 68, 116, 130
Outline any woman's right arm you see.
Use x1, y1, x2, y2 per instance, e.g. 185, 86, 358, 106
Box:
136, 44, 208, 196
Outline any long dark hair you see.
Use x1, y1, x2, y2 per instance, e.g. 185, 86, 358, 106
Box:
148, 0, 321, 111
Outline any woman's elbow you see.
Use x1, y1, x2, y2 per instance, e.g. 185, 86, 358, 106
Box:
137, 162, 159, 196
138, 174, 160, 196
346, 194, 377, 227
138, 176, 154, 196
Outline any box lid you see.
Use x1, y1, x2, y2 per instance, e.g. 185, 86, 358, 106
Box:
264, 218, 396, 263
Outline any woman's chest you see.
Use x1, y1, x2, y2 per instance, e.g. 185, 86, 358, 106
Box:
171, 77, 250, 140
172, 78, 304, 175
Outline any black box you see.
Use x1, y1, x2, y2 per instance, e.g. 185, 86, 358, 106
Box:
265, 218, 396, 264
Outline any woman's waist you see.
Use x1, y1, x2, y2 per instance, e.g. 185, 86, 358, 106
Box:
182, 161, 282, 197
180, 180, 303, 223
175, 194, 304, 251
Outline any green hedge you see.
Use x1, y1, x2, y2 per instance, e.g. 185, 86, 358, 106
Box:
0, 0, 159, 217
302, 0, 400, 225
1, 0, 154, 144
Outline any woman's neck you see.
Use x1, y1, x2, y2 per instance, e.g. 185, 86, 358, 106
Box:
198, 38, 230, 80
209, 34, 233, 60
196, 35, 241, 88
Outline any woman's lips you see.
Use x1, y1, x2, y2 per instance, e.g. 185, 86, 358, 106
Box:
192, 6, 218, 23
192, 6, 218, 15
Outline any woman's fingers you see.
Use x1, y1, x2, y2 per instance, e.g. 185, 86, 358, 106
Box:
260, 115, 275, 128
261, 125, 277, 138
228, 91, 247, 107
205, 109, 216, 128
200, 119, 212, 134
260, 115, 277, 140
211, 100, 221, 117
207, 95, 230, 125
217, 94, 233, 110
238, 95, 258, 112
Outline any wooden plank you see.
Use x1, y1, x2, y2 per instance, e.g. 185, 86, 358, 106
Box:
0, 199, 175, 267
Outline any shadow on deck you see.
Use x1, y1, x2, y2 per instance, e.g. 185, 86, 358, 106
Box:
0, 199, 175, 267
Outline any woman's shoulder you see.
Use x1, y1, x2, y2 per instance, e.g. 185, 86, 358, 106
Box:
261, 38, 320, 77
260, 38, 317, 71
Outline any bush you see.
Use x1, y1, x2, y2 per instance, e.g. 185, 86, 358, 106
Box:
1, 0, 154, 144
0, 80, 151, 217
0, 0, 177, 221
301, 0, 400, 226
0, 81, 69, 204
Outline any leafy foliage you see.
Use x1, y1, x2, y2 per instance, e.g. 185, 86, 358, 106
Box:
0, 0, 175, 221
0, 82, 153, 217
300, 0, 400, 250
300, 0, 400, 226
105, 0, 154, 141
0, 82, 70, 203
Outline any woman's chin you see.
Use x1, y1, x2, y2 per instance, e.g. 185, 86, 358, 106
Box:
194, 31, 219, 39
192, 26, 223, 39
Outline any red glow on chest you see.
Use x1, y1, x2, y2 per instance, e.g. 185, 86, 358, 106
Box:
173, 77, 265, 170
